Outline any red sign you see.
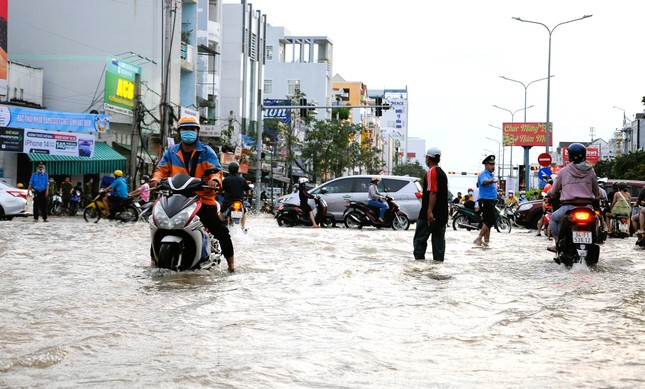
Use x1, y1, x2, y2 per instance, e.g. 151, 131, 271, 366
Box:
538, 153, 552, 167
562, 147, 599, 165
502, 122, 553, 147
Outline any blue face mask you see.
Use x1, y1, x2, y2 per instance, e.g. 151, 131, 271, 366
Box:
180, 130, 198, 144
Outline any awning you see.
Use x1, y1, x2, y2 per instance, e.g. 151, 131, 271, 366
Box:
27, 142, 127, 175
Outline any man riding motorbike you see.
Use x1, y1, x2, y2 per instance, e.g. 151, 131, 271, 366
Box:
148, 115, 235, 272
102, 170, 130, 218
221, 161, 251, 232
547, 143, 600, 253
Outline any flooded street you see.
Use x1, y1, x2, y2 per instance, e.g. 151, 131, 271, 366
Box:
1, 214, 643, 388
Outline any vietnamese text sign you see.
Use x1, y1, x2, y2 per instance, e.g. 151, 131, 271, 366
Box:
104, 57, 141, 116
502, 122, 552, 147
0, 105, 109, 133
562, 147, 599, 165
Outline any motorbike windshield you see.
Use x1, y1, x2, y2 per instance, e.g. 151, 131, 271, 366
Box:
160, 195, 199, 218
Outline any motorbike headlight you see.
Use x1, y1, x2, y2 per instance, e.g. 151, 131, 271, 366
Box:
517, 203, 532, 212
154, 203, 198, 229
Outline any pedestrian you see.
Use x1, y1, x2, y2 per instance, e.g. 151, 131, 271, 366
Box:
60, 176, 73, 209
27, 162, 50, 222
413, 147, 448, 261
473, 155, 498, 247
47, 176, 57, 214
83, 177, 94, 207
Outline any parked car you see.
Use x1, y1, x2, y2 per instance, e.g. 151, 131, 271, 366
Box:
275, 175, 423, 223
514, 178, 645, 229
0, 182, 29, 220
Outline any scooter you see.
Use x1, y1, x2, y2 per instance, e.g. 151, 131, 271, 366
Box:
275, 195, 335, 228
343, 196, 410, 230
135, 200, 154, 222
68, 189, 82, 216
149, 169, 223, 271
452, 203, 512, 233
83, 191, 139, 223
608, 213, 630, 239
553, 206, 602, 267
51, 192, 63, 215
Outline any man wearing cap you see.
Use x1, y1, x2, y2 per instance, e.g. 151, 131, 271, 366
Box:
28, 162, 50, 222
413, 147, 448, 261
474, 155, 498, 246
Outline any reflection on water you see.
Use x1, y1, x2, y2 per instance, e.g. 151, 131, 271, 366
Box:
0, 215, 643, 388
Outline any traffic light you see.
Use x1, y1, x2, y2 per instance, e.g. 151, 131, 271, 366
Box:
375, 96, 383, 117
299, 98, 307, 118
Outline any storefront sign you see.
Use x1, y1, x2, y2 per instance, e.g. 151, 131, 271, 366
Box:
0, 105, 109, 133
0, 127, 96, 157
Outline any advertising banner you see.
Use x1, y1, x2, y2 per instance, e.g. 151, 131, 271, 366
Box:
562, 147, 599, 165
104, 57, 141, 116
502, 122, 553, 147
0, 0, 7, 96
263, 99, 291, 124
0, 105, 109, 133
0, 127, 96, 157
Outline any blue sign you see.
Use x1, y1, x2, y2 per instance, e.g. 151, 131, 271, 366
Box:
538, 167, 553, 188
0, 105, 109, 133
263, 99, 291, 124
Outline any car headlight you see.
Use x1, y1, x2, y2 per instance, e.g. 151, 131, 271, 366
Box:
154, 203, 198, 229
517, 203, 532, 212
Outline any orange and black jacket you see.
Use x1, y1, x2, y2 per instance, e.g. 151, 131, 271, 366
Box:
152, 141, 223, 206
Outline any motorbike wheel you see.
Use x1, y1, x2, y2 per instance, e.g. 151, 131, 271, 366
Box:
120, 205, 139, 223
344, 211, 364, 229
68, 205, 78, 216
321, 216, 335, 228
277, 213, 296, 227
52, 203, 63, 216
157, 242, 181, 270
83, 207, 100, 223
391, 214, 410, 231
139, 209, 152, 222
497, 217, 512, 233
452, 215, 470, 231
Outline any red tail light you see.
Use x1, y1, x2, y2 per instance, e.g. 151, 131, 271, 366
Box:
415, 192, 422, 199
572, 210, 592, 222
7, 190, 26, 199
232, 201, 242, 211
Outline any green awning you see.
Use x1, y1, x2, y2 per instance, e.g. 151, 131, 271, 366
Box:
27, 142, 127, 175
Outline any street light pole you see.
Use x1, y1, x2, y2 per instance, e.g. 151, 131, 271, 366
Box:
485, 137, 501, 179
492, 104, 534, 179
488, 124, 505, 178
499, 76, 552, 122
513, 15, 593, 154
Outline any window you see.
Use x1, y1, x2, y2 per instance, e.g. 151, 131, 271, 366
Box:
288, 80, 301, 95
264, 80, 272, 95
382, 178, 409, 193
266, 45, 273, 61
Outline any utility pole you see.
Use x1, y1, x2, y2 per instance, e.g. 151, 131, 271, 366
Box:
129, 73, 141, 190
159, 0, 174, 155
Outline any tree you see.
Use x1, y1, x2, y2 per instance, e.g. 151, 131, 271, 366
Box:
593, 150, 645, 179
301, 119, 358, 181
392, 161, 425, 179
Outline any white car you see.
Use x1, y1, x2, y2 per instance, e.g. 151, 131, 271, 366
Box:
276, 175, 423, 223
0, 182, 29, 220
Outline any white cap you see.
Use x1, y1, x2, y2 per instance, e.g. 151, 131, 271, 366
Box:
425, 147, 441, 158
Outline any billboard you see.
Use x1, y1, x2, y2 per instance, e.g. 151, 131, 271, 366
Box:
104, 58, 141, 116
0, 0, 7, 96
0, 127, 96, 157
0, 105, 109, 133
562, 146, 599, 165
502, 122, 553, 147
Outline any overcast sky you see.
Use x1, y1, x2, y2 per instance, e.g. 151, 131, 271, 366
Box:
228, 0, 644, 173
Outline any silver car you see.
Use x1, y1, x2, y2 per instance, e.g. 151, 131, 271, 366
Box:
0, 182, 29, 220
276, 175, 423, 223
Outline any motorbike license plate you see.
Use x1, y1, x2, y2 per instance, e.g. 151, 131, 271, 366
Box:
572, 231, 592, 244
231, 211, 243, 219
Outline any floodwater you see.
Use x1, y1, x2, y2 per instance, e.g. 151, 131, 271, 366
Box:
0, 214, 643, 388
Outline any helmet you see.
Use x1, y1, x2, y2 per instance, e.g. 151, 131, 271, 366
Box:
298, 177, 309, 184
617, 181, 628, 190
520, 191, 526, 195
114, 170, 123, 177
467, 188, 473, 192
425, 147, 441, 159
567, 143, 586, 163
141, 175, 150, 182
371, 175, 381, 182
177, 115, 200, 131
17, 183, 23, 188
508, 190, 514, 194
228, 161, 240, 174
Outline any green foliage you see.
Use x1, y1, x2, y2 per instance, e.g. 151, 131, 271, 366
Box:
301, 119, 358, 180
392, 161, 425, 179
593, 150, 645, 179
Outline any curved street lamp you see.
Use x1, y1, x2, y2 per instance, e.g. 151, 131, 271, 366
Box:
485, 137, 501, 179
499, 75, 552, 122
492, 104, 534, 178
512, 15, 593, 153
488, 124, 505, 178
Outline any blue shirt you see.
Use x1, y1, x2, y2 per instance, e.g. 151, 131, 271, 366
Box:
477, 169, 497, 200
29, 171, 49, 191
110, 177, 129, 199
